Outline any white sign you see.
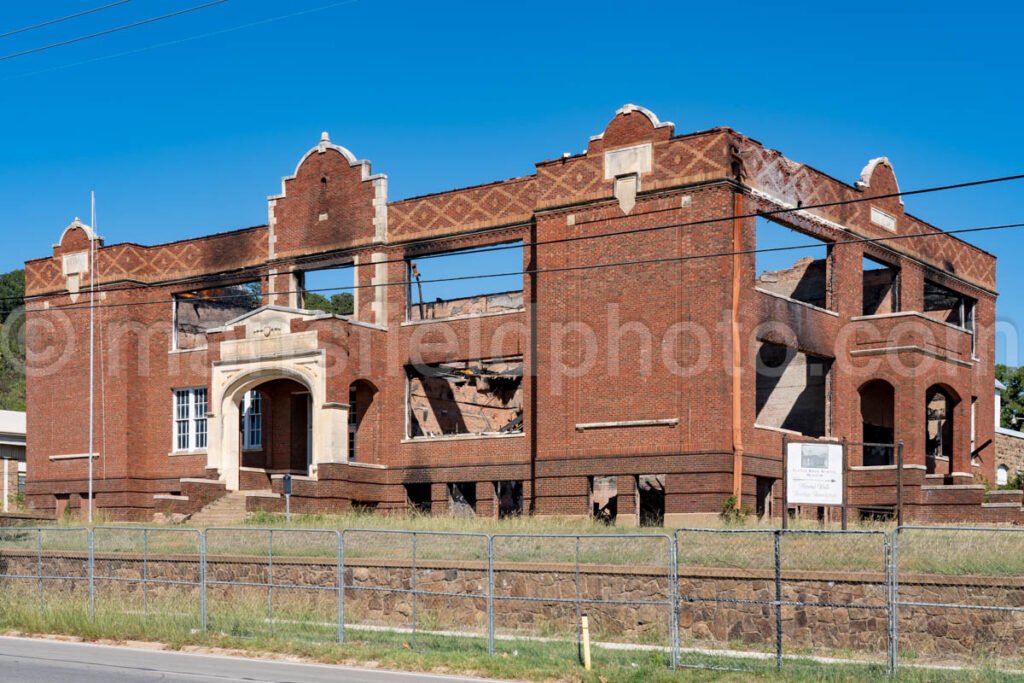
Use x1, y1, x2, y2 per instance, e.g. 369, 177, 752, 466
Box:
786, 442, 844, 506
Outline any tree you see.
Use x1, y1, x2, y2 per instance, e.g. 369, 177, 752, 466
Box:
996, 364, 1024, 430
0, 269, 25, 411
303, 292, 353, 316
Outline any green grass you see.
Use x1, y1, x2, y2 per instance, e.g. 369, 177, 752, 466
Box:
0, 592, 1021, 682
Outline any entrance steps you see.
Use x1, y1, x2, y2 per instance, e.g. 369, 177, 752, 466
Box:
188, 490, 270, 526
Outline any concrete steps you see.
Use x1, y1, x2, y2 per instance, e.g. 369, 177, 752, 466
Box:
188, 491, 263, 527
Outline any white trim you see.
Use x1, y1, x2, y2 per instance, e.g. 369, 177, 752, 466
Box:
53, 217, 101, 249
589, 104, 674, 142
3, 459, 7, 513
850, 310, 975, 335
402, 432, 525, 444
48, 453, 98, 461
575, 419, 678, 431
856, 157, 904, 206
400, 308, 524, 327
997, 427, 1024, 439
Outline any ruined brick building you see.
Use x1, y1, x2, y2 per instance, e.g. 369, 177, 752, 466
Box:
23, 105, 1014, 523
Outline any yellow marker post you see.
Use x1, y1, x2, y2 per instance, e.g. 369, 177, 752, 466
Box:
581, 614, 592, 671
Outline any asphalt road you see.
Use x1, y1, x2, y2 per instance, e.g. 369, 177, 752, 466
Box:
0, 636, 510, 683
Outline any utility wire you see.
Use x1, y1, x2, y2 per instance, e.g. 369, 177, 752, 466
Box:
7, 168, 1022, 309
0, 0, 228, 62
0, 1, 133, 40
10, 220, 1024, 316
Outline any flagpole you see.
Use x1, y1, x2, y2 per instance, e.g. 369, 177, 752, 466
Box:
88, 192, 95, 524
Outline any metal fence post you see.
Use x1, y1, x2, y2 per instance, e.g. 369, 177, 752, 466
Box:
199, 530, 207, 632
575, 536, 582, 662
889, 528, 900, 675
87, 528, 95, 621
411, 532, 418, 651
268, 529, 274, 637
336, 531, 345, 644
774, 530, 783, 670
669, 533, 680, 670
143, 528, 149, 619
36, 528, 43, 613
487, 535, 495, 656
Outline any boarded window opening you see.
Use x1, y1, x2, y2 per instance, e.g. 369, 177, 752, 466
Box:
405, 483, 432, 513
590, 475, 618, 523
756, 217, 831, 309
173, 281, 262, 350
862, 256, 900, 316
496, 481, 523, 518
756, 342, 831, 437
637, 475, 665, 527
407, 242, 524, 321
407, 357, 524, 438
300, 265, 354, 315
448, 482, 477, 516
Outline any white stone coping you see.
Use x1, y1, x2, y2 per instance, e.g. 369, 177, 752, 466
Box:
402, 432, 525, 444
575, 419, 678, 431
400, 307, 524, 327
849, 345, 972, 369
178, 478, 225, 486
921, 484, 986, 491
754, 287, 840, 317
153, 494, 189, 501
986, 489, 1023, 496
981, 502, 1021, 508
346, 461, 387, 470
754, 423, 809, 437
48, 453, 98, 461
997, 427, 1024, 440
168, 450, 207, 457
244, 491, 281, 499
850, 310, 974, 336
269, 473, 314, 481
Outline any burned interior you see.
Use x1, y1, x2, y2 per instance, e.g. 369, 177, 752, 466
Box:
406, 242, 524, 321
406, 357, 524, 438
755, 217, 831, 309
173, 281, 262, 350
924, 278, 975, 330
755, 341, 831, 437
862, 255, 900, 316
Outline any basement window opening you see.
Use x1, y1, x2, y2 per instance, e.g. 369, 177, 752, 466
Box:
406, 241, 524, 321
637, 475, 665, 527
299, 265, 355, 316
173, 281, 262, 350
405, 483, 432, 513
590, 475, 618, 523
406, 357, 524, 439
755, 341, 832, 438
496, 481, 523, 518
755, 217, 831, 310
448, 482, 477, 516
862, 255, 900, 316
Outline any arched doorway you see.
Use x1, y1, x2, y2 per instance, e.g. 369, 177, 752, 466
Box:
859, 380, 895, 466
238, 378, 312, 474
926, 385, 959, 475
348, 380, 379, 463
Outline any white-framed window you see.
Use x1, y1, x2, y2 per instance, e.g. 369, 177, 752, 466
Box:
174, 388, 208, 452
997, 465, 1009, 487
242, 390, 263, 450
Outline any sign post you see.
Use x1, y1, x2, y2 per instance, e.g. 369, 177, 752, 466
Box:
283, 474, 292, 522
784, 441, 845, 528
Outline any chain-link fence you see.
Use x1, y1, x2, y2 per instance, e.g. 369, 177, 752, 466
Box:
3, 524, 1024, 674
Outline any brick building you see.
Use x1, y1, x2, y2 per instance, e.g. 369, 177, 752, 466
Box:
23, 105, 1014, 523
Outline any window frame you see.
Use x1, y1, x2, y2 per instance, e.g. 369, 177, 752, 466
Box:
172, 387, 208, 453
241, 390, 263, 451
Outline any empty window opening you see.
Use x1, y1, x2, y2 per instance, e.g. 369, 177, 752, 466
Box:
407, 242, 524, 321
638, 475, 665, 527
173, 281, 261, 350
405, 483, 432, 513
755, 217, 831, 309
862, 256, 900, 316
859, 380, 895, 466
756, 342, 831, 437
926, 385, 957, 474
448, 482, 477, 516
756, 477, 776, 519
407, 357, 523, 438
300, 265, 354, 315
924, 279, 975, 329
496, 481, 523, 518
590, 476, 618, 523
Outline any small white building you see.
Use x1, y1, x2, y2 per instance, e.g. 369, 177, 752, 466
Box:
0, 410, 26, 512
995, 380, 1024, 486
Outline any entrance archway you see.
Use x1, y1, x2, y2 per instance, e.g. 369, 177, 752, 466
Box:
238, 378, 312, 474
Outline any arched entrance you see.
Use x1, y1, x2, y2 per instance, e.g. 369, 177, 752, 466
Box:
238, 378, 312, 474
348, 380, 379, 464
859, 379, 895, 466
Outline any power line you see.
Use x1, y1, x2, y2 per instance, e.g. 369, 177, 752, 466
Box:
0, 1, 133, 40
4, 168, 1023, 309
10, 220, 1024, 316
0, 0, 228, 63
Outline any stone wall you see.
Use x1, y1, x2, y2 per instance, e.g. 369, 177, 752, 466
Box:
2, 549, 1024, 662
996, 431, 1024, 478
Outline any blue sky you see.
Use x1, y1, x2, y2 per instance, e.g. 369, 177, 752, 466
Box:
1, 1, 1021, 363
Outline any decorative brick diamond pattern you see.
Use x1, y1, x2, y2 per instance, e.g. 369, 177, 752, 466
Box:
389, 176, 537, 239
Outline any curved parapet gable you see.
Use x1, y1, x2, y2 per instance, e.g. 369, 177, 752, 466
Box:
268, 132, 388, 259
